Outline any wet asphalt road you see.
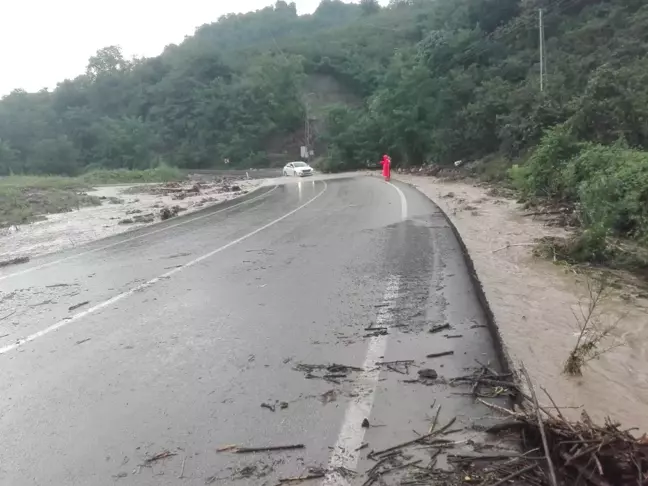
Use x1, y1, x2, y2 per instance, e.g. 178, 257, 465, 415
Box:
0, 175, 503, 485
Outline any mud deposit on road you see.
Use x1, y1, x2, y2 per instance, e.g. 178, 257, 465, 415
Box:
0, 178, 260, 261
395, 173, 648, 431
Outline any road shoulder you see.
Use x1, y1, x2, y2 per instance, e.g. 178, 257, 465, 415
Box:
392, 173, 648, 431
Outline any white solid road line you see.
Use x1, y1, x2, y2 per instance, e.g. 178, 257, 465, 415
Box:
324, 275, 401, 486
386, 180, 408, 221
0, 182, 327, 355
324, 179, 409, 485
0, 185, 278, 282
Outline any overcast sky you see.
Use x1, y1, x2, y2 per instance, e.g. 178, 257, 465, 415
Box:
0, 0, 353, 96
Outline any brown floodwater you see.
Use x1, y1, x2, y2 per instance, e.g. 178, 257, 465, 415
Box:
397, 173, 648, 431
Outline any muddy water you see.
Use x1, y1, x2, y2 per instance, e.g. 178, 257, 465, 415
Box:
396, 173, 648, 431
0, 180, 260, 260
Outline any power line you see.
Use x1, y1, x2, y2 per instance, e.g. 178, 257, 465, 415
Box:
539, 8, 545, 92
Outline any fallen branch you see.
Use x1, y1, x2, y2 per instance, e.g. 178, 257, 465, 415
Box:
426, 351, 454, 359
144, 450, 177, 464
375, 360, 414, 366
0, 309, 16, 321
429, 404, 442, 433
521, 364, 558, 486
278, 472, 326, 483
68, 301, 90, 311
386, 364, 407, 374
233, 444, 305, 454
429, 324, 450, 333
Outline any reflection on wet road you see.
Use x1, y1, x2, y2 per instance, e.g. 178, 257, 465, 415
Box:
0, 175, 504, 485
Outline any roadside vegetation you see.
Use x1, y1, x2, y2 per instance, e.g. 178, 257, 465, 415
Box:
0, 167, 183, 227
77, 166, 183, 185
513, 129, 648, 277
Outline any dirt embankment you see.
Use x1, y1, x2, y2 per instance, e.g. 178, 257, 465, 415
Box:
394, 173, 648, 431
0, 178, 261, 261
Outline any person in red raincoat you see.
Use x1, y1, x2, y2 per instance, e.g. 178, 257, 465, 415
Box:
380, 154, 391, 181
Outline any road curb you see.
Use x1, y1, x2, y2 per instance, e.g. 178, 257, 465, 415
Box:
389, 175, 516, 380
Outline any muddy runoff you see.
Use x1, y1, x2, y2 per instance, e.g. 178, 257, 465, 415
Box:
393, 173, 648, 432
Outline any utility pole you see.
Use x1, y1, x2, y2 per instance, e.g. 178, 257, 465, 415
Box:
304, 102, 310, 160
539, 8, 545, 92
302, 92, 316, 161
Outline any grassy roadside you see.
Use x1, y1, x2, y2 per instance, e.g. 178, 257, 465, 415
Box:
0, 167, 184, 227
77, 166, 183, 185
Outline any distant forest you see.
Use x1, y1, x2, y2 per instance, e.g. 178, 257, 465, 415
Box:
1, 0, 647, 177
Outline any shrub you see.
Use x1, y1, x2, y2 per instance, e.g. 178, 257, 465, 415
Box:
513, 124, 583, 199
577, 148, 648, 240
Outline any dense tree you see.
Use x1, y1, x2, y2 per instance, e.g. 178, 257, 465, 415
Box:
0, 0, 646, 181
28, 136, 80, 175
86, 46, 131, 79
359, 0, 381, 16
0, 139, 19, 175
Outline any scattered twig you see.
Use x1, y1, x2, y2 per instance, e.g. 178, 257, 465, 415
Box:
216, 444, 238, 452
233, 444, 305, 454
277, 472, 326, 483
375, 360, 414, 366
471, 367, 487, 397
364, 330, 388, 337
370, 418, 456, 458
429, 404, 442, 433
178, 456, 186, 479
75, 338, 91, 345
429, 324, 450, 333
68, 301, 90, 311
386, 364, 406, 374
426, 351, 454, 359
477, 398, 521, 417
144, 450, 176, 465
0, 309, 16, 321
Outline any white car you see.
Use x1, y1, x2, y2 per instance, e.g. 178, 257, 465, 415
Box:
283, 161, 313, 177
